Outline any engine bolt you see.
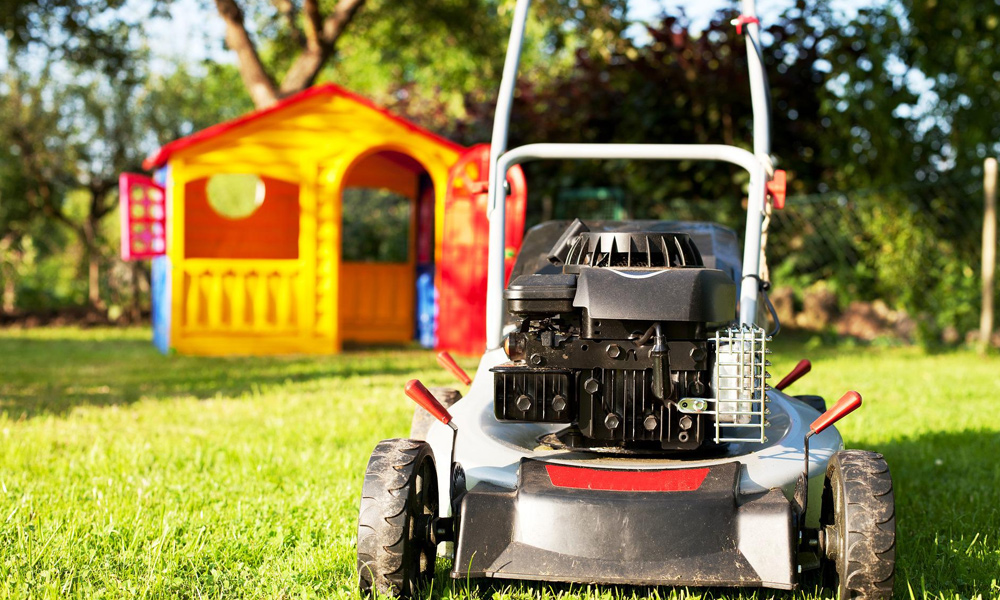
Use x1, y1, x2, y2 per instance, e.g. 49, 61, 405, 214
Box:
604, 413, 621, 429
679, 415, 694, 430
690, 347, 707, 362
643, 414, 658, 431
551, 394, 567, 412
529, 353, 544, 366
516, 394, 533, 411
606, 344, 622, 359
583, 378, 601, 394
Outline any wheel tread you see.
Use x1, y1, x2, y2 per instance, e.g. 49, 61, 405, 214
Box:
828, 449, 896, 600
357, 439, 437, 598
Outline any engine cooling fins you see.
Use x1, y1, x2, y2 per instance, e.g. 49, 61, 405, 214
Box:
562, 231, 705, 273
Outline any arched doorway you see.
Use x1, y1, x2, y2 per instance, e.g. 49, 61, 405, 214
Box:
338, 150, 436, 345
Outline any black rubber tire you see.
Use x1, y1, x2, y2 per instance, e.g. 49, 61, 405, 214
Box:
409, 388, 461, 440
821, 450, 896, 600
357, 439, 439, 598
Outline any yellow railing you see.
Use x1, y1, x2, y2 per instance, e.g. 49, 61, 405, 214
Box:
180, 259, 300, 334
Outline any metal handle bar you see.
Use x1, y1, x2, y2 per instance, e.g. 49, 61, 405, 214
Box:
483, 0, 774, 350
484, 143, 768, 349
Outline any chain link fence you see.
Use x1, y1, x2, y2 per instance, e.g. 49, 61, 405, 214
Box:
763, 173, 991, 343
532, 168, 994, 344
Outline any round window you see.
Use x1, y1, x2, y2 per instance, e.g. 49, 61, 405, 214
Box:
206, 173, 266, 219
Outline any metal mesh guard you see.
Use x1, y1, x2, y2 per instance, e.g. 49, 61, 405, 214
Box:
711, 325, 770, 443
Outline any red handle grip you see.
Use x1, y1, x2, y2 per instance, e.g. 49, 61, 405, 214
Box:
767, 169, 787, 209
810, 391, 862, 435
436, 351, 471, 385
405, 379, 453, 426
775, 359, 811, 391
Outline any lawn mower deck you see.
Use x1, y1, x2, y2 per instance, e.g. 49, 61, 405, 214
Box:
454, 460, 792, 587
430, 348, 840, 590
356, 0, 895, 597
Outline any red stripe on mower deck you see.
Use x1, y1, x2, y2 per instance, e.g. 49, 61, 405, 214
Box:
545, 465, 710, 492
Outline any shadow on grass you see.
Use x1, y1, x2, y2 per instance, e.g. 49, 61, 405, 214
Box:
426, 430, 999, 600
876, 429, 1000, 598
0, 335, 435, 419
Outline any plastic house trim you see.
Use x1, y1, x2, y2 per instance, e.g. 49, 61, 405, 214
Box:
144, 84, 464, 355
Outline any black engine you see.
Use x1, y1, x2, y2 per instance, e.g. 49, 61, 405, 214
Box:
492, 219, 739, 451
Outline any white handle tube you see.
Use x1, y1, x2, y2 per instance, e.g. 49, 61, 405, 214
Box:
485, 143, 768, 349
741, 0, 771, 159
486, 0, 532, 217
484, 0, 532, 351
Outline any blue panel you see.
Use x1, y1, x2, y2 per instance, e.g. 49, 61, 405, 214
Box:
151, 255, 171, 354
153, 166, 168, 187
416, 264, 437, 348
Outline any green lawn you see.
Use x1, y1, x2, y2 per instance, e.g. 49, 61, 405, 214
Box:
0, 327, 997, 599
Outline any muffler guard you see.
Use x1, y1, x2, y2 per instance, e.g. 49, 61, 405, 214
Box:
452, 460, 796, 589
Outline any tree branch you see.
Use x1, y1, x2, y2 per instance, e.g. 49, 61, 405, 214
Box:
91, 180, 117, 221
301, 0, 323, 51
271, 0, 304, 47
214, 0, 281, 108
278, 48, 328, 95
278, 0, 365, 96
321, 0, 366, 46
9, 126, 77, 235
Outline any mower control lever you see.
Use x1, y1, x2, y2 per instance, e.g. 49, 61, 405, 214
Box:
405, 379, 458, 430
436, 352, 472, 385
797, 391, 863, 522
809, 391, 862, 435
775, 359, 811, 391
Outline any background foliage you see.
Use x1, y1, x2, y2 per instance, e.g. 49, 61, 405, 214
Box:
0, 0, 997, 342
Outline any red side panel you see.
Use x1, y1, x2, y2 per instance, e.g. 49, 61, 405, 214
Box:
119, 173, 167, 261
546, 465, 710, 492
437, 144, 527, 355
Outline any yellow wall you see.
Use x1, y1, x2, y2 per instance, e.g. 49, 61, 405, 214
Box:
162, 92, 461, 355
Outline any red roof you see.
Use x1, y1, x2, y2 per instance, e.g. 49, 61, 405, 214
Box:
143, 83, 465, 170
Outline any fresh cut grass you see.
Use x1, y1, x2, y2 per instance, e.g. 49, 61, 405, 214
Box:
0, 327, 997, 599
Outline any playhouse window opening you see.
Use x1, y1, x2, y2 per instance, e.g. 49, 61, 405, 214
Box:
341, 187, 411, 263
206, 173, 266, 219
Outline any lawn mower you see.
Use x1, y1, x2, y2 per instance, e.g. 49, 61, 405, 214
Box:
356, 0, 895, 598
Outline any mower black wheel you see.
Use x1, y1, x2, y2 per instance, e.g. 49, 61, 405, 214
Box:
357, 439, 439, 598
820, 449, 895, 600
409, 388, 461, 440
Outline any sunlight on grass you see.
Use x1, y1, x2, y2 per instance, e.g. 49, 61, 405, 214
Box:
0, 327, 997, 599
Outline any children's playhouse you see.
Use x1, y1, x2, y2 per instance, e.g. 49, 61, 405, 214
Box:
124, 84, 525, 356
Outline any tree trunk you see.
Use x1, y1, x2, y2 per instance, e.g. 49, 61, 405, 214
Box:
214, 0, 281, 108
1, 268, 15, 314
279, 47, 330, 96
129, 261, 145, 323
82, 217, 106, 312
0, 234, 16, 314
213, 0, 367, 108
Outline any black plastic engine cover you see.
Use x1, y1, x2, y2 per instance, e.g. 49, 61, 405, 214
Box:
505, 274, 577, 315
494, 219, 738, 451
573, 266, 735, 323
